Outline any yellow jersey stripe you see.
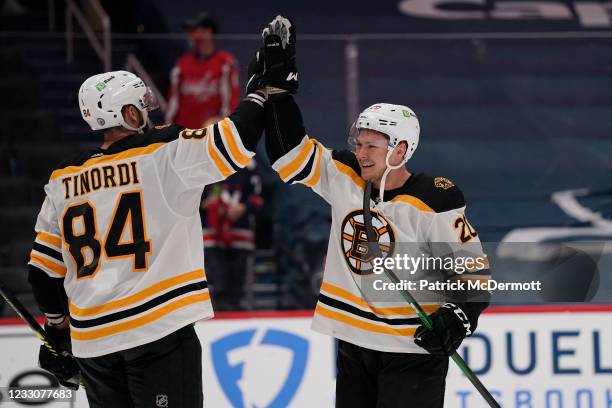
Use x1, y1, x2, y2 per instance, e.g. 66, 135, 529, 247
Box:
69, 269, 206, 317
70, 292, 210, 341
333, 160, 365, 189
36, 232, 62, 249
207, 130, 233, 178
278, 140, 315, 181
220, 119, 250, 167
390, 195, 434, 212
50, 143, 166, 180
315, 304, 417, 337
302, 141, 324, 187
457, 276, 492, 284
30, 253, 66, 277
320, 281, 441, 316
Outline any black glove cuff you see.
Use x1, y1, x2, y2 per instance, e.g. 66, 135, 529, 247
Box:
44, 324, 72, 349
441, 303, 472, 336
452, 300, 489, 336
244, 91, 267, 107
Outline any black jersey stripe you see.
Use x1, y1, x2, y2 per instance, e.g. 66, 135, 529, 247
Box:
213, 125, 240, 172
32, 242, 64, 263
318, 294, 421, 326
70, 280, 208, 328
286, 144, 317, 185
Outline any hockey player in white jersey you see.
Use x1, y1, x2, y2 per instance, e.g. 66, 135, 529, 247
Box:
26, 18, 292, 407
263, 16, 490, 408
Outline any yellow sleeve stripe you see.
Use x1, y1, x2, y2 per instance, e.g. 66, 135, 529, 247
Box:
220, 119, 251, 167
70, 292, 210, 341
36, 232, 62, 249
391, 195, 434, 213
320, 281, 441, 316
50, 143, 166, 180
207, 130, 233, 178
278, 139, 315, 181
332, 160, 365, 189
315, 304, 417, 337
457, 276, 492, 284
69, 268, 206, 317
30, 253, 66, 277
302, 140, 324, 187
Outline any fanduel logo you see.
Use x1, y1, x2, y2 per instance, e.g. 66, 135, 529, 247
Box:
398, 0, 612, 28
211, 328, 309, 408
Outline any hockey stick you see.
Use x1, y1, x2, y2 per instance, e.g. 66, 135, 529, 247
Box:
0, 281, 69, 357
362, 181, 500, 408
0, 281, 83, 389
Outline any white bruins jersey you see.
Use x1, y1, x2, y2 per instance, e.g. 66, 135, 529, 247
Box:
272, 136, 490, 353
29, 119, 254, 358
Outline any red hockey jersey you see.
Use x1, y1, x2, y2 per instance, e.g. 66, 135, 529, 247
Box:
166, 50, 240, 129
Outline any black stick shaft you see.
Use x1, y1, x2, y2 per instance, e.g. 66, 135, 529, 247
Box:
0, 282, 66, 357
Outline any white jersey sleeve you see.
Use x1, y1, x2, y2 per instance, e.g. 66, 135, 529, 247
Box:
271, 135, 331, 201
271, 136, 363, 205
151, 118, 255, 216
29, 192, 66, 278
171, 118, 254, 186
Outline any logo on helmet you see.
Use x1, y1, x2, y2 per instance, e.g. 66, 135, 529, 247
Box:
402, 110, 414, 118
96, 118, 106, 126
95, 75, 116, 91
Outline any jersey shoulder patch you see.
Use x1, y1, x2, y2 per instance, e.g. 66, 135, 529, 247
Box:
402, 173, 465, 213
331, 149, 360, 175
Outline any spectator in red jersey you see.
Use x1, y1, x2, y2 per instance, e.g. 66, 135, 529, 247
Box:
165, 13, 240, 128
200, 161, 264, 310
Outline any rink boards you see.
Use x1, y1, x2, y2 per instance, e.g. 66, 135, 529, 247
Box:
0, 306, 610, 408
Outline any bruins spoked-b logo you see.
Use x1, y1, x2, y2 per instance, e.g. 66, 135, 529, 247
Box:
340, 209, 395, 275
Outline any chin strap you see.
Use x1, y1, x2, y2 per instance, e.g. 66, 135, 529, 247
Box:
378, 149, 408, 203
121, 110, 149, 133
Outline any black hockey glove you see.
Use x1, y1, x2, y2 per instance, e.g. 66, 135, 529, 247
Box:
262, 15, 298, 94
414, 303, 473, 356
245, 48, 265, 95
39, 324, 81, 389
245, 15, 298, 95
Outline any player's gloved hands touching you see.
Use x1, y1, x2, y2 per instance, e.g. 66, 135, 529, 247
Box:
414, 303, 473, 356
39, 323, 81, 389
246, 15, 298, 95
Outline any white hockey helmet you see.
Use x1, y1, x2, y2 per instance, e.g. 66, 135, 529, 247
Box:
78, 70, 158, 131
355, 103, 420, 161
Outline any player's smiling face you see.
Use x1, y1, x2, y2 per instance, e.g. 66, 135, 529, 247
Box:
354, 129, 390, 181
